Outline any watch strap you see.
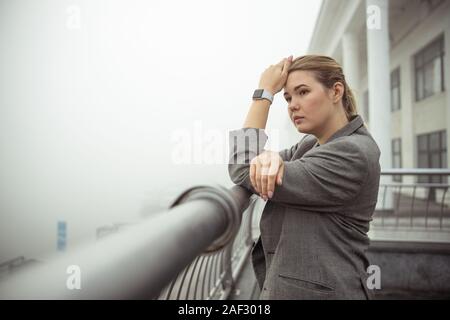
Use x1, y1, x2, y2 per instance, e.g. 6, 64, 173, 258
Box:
253, 89, 274, 104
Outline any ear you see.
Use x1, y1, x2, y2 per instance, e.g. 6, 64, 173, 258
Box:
332, 82, 345, 104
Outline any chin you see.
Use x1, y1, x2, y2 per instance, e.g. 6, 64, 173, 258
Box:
295, 123, 313, 134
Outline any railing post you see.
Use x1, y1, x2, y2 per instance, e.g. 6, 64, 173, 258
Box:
220, 244, 234, 296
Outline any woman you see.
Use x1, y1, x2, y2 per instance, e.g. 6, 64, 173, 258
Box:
228, 55, 380, 299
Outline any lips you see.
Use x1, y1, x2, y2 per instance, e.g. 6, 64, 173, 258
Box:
293, 115, 305, 122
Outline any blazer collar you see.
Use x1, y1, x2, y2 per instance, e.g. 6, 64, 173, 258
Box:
314, 115, 364, 147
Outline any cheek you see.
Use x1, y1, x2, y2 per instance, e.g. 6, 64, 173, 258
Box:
304, 91, 325, 115
288, 108, 293, 118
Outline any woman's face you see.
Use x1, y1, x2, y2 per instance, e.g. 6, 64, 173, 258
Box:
283, 70, 335, 135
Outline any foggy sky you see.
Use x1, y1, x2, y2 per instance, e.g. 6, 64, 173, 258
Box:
0, 0, 321, 261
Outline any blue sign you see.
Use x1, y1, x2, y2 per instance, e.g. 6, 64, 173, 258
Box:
57, 221, 67, 251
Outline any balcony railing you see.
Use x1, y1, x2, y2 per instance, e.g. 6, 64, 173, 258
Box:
371, 169, 450, 242
157, 195, 259, 300
0, 169, 449, 299
0, 185, 254, 299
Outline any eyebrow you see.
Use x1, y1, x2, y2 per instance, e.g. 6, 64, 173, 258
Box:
283, 84, 308, 97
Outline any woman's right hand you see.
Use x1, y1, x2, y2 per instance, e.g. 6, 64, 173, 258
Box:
258, 56, 293, 95
250, 150, 285, 201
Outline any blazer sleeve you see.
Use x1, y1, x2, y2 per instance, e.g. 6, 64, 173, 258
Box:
228, 128, 267, 194
228, 128, 308, 195
270, 140, 369, 211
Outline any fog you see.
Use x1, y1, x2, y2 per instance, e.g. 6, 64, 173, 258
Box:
0, 0, 321, 262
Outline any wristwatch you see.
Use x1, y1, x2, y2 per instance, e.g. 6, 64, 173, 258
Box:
252, 89, 274, 104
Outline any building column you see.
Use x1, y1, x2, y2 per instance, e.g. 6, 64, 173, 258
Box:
342, 32, 363, 120
445, 11, 450, 168
400, 55, 415, 187
366, 0, 392, 209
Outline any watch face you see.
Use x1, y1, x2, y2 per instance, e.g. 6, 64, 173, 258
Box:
253, 89, 264, 99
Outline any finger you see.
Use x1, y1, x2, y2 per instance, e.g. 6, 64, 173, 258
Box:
267, 161, 278, 198
261, 166, 269, 199
249, 160, 256, 191
282, 56, 293, 74
276, 163, 285, 186
255, 159, 262, 194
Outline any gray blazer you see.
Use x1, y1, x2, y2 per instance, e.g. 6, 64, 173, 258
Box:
228, 115, 380, 300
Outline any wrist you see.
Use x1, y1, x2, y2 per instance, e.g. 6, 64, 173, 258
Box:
257, 85, 276, 96
266, 88, 276, 96
251, 99, 271, 108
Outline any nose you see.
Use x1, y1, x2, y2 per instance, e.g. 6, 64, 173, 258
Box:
288, 100, 301, 112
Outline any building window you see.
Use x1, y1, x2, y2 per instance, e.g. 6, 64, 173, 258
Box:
391, 68, 401, 111
363, 90, 369, 123
392, 138, 402, 182
417, 130, 447, 200
414, 34, 445, 101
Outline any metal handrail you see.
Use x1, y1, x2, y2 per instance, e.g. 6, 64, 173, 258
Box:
381, 169, 450, 175
0, 185, 253, 299
158, 195, 258, 300
162, 194, 257, 300
372, 169, 450, 240
3, 169, 448, 299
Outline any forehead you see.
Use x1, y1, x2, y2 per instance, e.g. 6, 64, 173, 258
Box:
284, 70, 316, 92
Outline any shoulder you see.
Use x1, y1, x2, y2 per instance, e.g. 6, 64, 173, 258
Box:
346, 128, 381, 160
321, 131, 380, 166
288, 134, 318, 159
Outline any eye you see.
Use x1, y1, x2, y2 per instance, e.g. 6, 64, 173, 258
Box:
285, 97, 291, 103
299, 89, 309, 96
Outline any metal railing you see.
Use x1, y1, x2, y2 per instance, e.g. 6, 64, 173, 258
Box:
0, 185, 255, 299
2, 169, 448, 299
157, 169, 450, 299
157, 195, 258, 300
371, 169, 450, 242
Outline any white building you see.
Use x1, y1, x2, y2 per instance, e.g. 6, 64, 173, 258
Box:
307, 0, 450, 179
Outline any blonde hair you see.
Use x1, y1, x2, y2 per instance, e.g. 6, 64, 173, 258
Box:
288, 55, 358, 120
